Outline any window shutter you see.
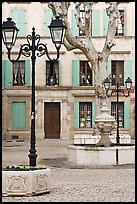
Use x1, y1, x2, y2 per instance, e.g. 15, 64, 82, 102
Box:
58, 62, 61, 86
25, 60, 30, 86
4, 60, 12, 87
103, 9, 109, 36
92, 101, 96, 127
108, 100, 111, 115
72, 60, 80, 87
124, 9, 127, 36
12, 102, 26, 129
74, 101, 79, 128
2, 60, 5, 88
92, 9, 100, 36
124, 101, 130, 128
44, 9, 52, 37
124, 59, 132, 81
71, 9, 79, 36
11, 10, 26, 37
107, 59, 111, 77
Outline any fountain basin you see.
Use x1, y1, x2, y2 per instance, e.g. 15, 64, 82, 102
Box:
68, 144, 135, 165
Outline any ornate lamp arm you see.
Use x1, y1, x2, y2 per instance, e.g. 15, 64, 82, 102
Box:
7, 28, 61, 63
7, 44, 30, 63
36, 43, 61, 61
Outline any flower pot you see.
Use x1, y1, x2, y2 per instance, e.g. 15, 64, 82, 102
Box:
2, 167, 50, 196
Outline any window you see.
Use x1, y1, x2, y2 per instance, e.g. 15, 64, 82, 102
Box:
79, 10, 86, 36
111, 102, 124, 128
79, 9, 92, 36
79, 102, 92, 128
13, 61, 25, 86
115, 10, 124, 36
111, 61, 124, 86
80, 61, 92, 86
46, 61, 59, 86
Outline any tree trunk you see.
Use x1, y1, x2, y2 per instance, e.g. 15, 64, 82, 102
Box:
94, 58, 108, 116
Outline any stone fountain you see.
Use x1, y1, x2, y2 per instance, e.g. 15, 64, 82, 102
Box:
68, 102, 135, 165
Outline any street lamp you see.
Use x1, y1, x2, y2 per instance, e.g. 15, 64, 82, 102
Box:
2, 16, 66, 166
103, 76, 132, 144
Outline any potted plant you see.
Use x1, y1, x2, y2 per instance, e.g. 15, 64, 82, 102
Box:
2, 165, 50, 196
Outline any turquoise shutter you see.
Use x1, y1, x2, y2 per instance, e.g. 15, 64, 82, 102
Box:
25, 60, 30, 86
92, 101, 96, 127
107, 59, 111, 77
12, 102, 26, 129
4, 60, 12, 87
124, 9, 127, 36
124, 60, 132, 81
92, 9, 100, 36
44, 9, 52, 37
104, 9, 109, 36
11, 10, 26, 37
74, 102, 79, 128
72, 60, 79, 86
2, 61, 5, 88
124, 101, 130, 128
108, 101, 111, 115
58, 62, 61, 86
71, 9, 79, 36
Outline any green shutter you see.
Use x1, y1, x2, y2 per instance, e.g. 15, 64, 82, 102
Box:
104, 9, 109, 36
92, 9, 100, 36
108, 100, 111, 115
44, 9, 53, 37
74, 101, 79, 128
25, 60, 30, 86
58, 62, 60, 86
72, 60, 79, 86
4, 60, 12, 87
92, 101, 96, 127
124, 60, 132, 81
11, 10, 26, 37
124, 101, 130, 128
12, 102, 26, 129
124, 9, 127, 36
107, 59, 111, 77
2, 61, 5, 88
71, 9, 79, 36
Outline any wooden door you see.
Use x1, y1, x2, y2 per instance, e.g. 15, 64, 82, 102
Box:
44, 102, 60, 139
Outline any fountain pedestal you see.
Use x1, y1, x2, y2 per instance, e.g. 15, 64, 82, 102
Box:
94, 102, 117, 147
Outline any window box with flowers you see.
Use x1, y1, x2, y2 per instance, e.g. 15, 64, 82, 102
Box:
2, 165, 50, 196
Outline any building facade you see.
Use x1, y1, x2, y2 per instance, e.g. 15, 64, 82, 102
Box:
2, 2, 135, 144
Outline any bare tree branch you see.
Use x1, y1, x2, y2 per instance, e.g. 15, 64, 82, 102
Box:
102, 2, 119, 57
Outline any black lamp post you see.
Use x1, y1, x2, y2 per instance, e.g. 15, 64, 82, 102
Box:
103, 76, 132, 144
2, 16, 66, 166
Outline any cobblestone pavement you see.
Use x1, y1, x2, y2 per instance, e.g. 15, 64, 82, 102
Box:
2, 140, 135, 202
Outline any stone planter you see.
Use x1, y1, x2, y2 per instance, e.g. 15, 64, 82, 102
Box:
2, 168, 50, 196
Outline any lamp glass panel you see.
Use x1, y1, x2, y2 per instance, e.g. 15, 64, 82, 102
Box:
51, 27, 63, 44
126, 82, 131, 89
104, 82, 110, 90
3, 29, 14, 44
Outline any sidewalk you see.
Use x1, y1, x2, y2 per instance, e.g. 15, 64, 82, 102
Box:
2, 140, 135, 202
